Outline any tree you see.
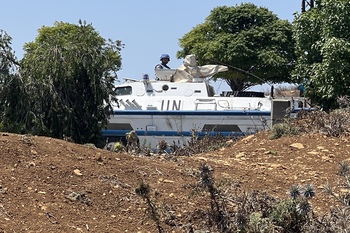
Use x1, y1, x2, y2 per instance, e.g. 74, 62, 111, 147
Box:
177, 3, 295, 91
0, 30, 28, 132
293, 0, 350, 110
0, 30, 19, 78
16, 21, 123, 144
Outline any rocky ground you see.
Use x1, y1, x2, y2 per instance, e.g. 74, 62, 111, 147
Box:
0, 130, 349, 232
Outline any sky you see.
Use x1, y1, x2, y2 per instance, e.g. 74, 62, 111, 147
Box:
1, 1, 302, 92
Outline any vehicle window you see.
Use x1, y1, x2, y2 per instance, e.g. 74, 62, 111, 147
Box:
115, 86, 132, 96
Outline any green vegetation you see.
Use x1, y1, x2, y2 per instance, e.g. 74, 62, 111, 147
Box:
0, 22, 123, 145
293, 0, 350, 110
177, 3, 296, 91
269, 121, 300, 140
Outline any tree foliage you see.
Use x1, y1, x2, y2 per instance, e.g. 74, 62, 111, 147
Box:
5, 21, 123, 144
0, 30, 19, 79
0, 30, 25, 132
293, 0, 350, 110
177, 3, 295, 91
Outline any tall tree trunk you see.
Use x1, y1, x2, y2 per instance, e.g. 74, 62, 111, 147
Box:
226, 78, 252, 91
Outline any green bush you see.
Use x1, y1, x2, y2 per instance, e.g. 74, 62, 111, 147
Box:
269, 122, 300, 139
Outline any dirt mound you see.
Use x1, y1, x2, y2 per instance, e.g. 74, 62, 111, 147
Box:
0, 132, 348, 232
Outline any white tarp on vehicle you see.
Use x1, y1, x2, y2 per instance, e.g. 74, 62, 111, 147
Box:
172, 54, 228, 82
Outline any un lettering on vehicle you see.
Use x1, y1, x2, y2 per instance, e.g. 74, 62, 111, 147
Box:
161, 100, 181, 110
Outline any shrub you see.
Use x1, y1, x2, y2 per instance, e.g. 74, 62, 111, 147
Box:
269, 122, 300, 139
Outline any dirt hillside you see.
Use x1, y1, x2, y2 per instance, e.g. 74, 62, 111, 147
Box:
0, 131, 348, 232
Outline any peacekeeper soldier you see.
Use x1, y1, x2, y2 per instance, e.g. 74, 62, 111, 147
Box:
155, 54, 171, 69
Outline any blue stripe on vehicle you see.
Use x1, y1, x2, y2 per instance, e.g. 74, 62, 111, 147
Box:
101, 129, 250, 137
111, 110, 270, 116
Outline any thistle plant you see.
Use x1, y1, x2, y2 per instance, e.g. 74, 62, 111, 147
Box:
338, 161, 350, 177
321, 161, 350, 232
296, 198, 312, 216
157, 140, 168, 154
198, 163, 233, 231
135, 181, 163, 233
294, 184, 315, 217
302, 183, 316, 199
288, 185, 301, 200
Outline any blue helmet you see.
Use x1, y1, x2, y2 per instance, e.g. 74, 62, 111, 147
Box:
160, 54, 170, 61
